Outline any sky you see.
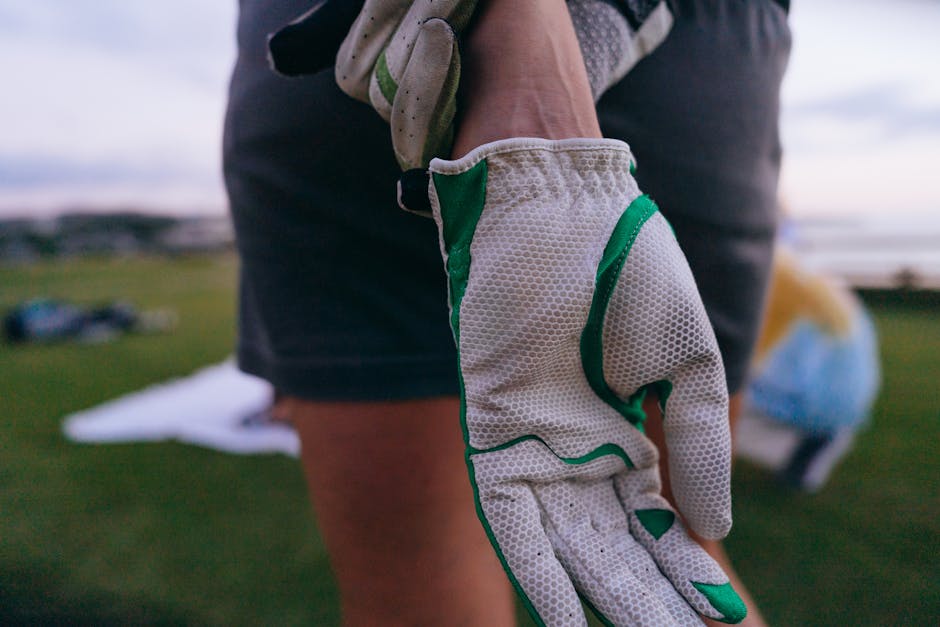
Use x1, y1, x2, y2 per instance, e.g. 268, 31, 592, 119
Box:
780, 0, 940, 218
0, 0, 938, 219
0, 0, 236, 217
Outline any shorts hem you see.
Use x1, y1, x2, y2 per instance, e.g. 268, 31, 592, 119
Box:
238, 345, 460, 401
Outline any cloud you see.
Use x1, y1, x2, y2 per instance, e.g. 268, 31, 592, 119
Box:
0, 0, 235, 214
1, 0, 937, 218
0, 0, 235, 72
0, 155, 207, 188
788, 84, 940, 137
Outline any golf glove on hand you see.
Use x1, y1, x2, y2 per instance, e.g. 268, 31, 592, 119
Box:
428, 137, 747, 626
268, 0, 674, 170
269, 0, 479, 170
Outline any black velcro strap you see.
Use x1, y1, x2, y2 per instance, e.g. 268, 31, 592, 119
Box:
397, 169, 433, 217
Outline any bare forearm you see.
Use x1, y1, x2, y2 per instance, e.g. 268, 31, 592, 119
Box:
452, 0, 602, 157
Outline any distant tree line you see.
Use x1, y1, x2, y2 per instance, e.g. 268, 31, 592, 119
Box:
0, 212, 233, 262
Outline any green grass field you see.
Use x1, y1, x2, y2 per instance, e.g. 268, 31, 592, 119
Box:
1, 255, 937, 625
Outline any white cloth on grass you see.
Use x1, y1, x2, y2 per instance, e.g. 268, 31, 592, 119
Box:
62, 359, 299, 457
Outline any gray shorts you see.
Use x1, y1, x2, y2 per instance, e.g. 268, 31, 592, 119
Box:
223, 0, 791, 399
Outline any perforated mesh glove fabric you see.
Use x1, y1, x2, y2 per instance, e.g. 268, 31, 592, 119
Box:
429, 138, 747, 626
268, 0, 674, 170
569, 0, 673, 101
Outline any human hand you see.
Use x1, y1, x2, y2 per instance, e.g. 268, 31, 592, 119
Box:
428, 137, 747, 626
267, 0, 675, 170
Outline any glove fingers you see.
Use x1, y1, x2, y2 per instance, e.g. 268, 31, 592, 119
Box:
335, 0, 413, 102
359, 0, 473, 114
621, 490, 747, 624
582, 480, 703, 625
660, 366, 732, 540
385, 18, 460, 169
568, 0, 675, 101
477, 480, 588, 626
534, 481, 681, 627
396, 0, 479, 34
568, 0, 632, 100
600, 210, 732, 538
267, 0, 366, 77
636, 214, 732, 539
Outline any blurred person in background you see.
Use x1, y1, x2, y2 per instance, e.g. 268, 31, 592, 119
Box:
223, 0, 790, 624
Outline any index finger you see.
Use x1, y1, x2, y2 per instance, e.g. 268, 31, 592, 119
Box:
659, 358, 733, 540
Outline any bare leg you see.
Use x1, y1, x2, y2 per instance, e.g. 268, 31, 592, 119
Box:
644, 394, 768, 627
286, 396, 515, 627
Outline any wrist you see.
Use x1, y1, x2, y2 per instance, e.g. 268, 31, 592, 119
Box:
452, 0, 601, 158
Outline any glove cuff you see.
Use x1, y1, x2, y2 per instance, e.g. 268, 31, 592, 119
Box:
429, 136, 636, 177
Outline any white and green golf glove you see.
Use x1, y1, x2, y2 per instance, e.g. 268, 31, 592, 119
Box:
428, 137, 747, 626
268, 0, 674, 170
